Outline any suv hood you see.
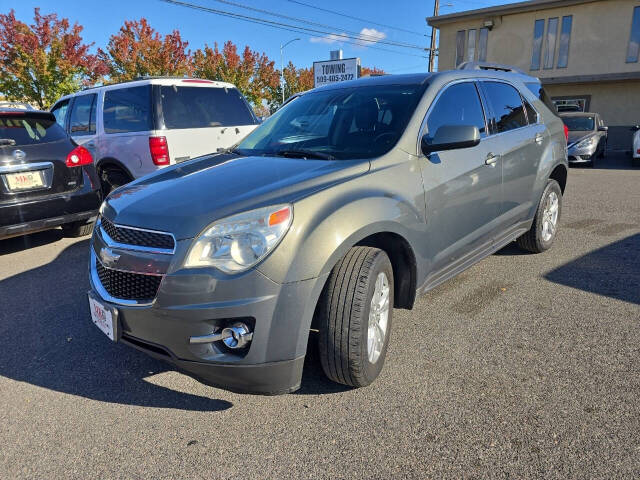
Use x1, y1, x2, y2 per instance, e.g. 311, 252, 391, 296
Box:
102, 153, 369, 239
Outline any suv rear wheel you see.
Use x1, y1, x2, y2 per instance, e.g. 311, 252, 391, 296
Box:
516, 179, 562, 253
317, 246, 394, 388
100, 166, 131, 196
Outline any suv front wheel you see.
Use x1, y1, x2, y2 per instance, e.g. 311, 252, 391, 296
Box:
317, 246, 394, 388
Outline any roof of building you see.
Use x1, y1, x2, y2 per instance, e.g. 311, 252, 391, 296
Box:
427, 0, 601, 27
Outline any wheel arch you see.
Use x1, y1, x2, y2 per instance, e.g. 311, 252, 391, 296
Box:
549, 162, 567, 194
96, 157, 134, 181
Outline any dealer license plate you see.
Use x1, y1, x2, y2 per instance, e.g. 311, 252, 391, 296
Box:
88, 295, 116, 341
4, 170, 45, 191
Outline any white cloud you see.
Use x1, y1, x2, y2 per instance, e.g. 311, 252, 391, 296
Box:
358, 28, 386, 45
310, 33, 343, 44
309, 28, 387, 46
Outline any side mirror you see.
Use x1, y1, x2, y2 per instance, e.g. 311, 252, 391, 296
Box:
598, 126, 608, 132
421, 125, 481, 155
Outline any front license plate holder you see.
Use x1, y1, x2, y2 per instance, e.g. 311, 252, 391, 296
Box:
88, 291, 119, 341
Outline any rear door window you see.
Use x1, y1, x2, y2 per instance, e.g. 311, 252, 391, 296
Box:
160, 86, 258, 129
482, 82, 528, 134
69, 94, 97, 135
104, 86, 152, 134
426, 82, 487, 138
0, 114, 68, 146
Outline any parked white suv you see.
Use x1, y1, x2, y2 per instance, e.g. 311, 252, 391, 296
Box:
51, 77, 260, 193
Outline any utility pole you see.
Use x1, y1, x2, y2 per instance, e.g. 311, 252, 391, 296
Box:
428, 0, 439, 72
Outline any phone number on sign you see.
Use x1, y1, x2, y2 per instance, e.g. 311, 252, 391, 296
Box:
316, 74, 355, 84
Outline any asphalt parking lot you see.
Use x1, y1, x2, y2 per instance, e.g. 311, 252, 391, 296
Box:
0, 153, 638, 479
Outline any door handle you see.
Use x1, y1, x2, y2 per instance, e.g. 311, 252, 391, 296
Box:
485, 153, 498, 166
85, 141, 95, 148
535, 133, 544, 145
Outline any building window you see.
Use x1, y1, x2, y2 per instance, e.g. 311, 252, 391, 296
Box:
478, 27, 489, 62
557, 15, 572, 68
544, 17, 558, 69
627, 6, 640, 63
530, 19, 545, 70
467, 29, 477, 61
455, 30, 465, 66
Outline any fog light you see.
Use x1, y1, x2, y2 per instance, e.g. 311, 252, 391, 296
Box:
221, 322, 253, 349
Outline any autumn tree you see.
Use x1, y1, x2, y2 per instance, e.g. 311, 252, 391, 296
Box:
267, 62, 314, 112
193, 41, 278, 112
0, 8, 107, 109
361, 66, 386, 76
100, 18, 192, 82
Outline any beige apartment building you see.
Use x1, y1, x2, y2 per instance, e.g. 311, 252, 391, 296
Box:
427, 0, 640, 149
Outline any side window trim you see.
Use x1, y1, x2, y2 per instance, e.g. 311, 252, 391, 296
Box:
478, 79, 531, 137
416, 79, 489, 156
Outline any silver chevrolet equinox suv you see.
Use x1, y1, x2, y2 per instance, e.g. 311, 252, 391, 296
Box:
87, 63, 568, 394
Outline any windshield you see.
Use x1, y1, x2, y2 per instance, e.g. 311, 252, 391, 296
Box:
236, 83, 427, 160
563, 116, 595, 131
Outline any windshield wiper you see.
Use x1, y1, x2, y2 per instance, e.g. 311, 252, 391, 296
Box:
0, 138, 16, 146
272, 149, 335, 160
216, 146, 242, 155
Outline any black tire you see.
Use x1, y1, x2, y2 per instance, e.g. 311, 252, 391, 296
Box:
317, 246, 394, 388
516, 179, 562, 253
62, 221, 95, 237
100, 167, 131, 196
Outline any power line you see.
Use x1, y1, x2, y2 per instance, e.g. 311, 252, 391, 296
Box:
202, 0, 425, 51
208, 0, 428, 48
287, 0, 426, 37
159, 0, 430, 58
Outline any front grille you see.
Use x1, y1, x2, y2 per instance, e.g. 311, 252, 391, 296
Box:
96, 260, 163, 301
100, 216, 175, 250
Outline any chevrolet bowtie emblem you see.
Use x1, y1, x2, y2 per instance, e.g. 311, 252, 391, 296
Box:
100, 248, 121, 265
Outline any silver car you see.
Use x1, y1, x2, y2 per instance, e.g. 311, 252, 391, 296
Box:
87, 64, 568, 394
561, 112, 608, 167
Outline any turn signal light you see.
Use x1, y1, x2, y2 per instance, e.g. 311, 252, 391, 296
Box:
65, 145, 93, 167
149, 136, 170, 166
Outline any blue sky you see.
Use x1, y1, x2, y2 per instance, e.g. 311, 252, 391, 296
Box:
5, 0, 508, 73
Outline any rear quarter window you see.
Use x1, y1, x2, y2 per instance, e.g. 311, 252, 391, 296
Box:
0, 115, 68, 146
525, 82, 559, 116
104, 86, 152, 134
160, 86, 258, 129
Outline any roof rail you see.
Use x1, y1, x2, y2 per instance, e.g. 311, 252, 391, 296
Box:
457, 61, 525, 74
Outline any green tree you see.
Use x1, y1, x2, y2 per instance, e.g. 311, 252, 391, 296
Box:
0, 8, 107, 109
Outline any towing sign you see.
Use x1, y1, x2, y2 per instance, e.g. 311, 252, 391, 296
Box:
313, 58, 360, 88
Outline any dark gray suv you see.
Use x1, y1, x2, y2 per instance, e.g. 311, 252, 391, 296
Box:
87, 64, 568, 394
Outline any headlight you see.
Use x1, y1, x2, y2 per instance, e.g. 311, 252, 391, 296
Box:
574, 136, 597, 150
184, 205, 293, 273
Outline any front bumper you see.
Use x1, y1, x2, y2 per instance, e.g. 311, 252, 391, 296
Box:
567, 142, 597, 163
88, 235, 326, 394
